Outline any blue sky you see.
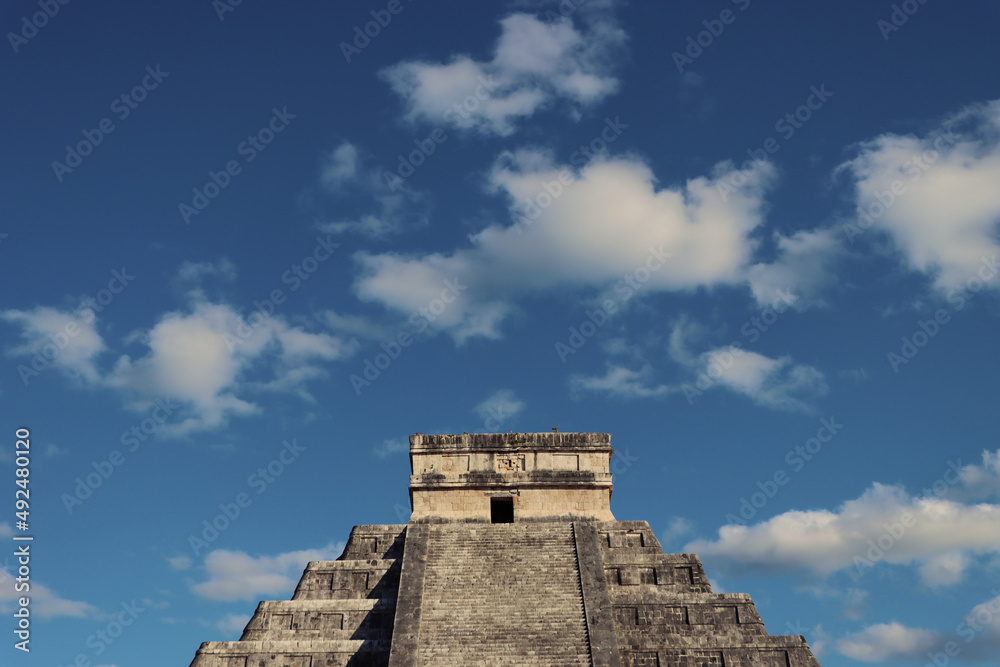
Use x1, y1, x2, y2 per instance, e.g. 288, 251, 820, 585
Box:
2, 0, 1000, 664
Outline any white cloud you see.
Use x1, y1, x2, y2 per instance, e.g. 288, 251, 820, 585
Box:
175, 259, 237, 285
839, 367, 869, 383
2, 267, 358, 435
373, 438, 409, 459
0, 563, 99, 620
216, 613, 251, 637
0, 305, 105, 382
167, 555, 192, 571
474, 389, 525, 424
380, 10, 625, 136
918, 552, 970, 588
190, 543, 344, 602
699, 347, 827, 413
32, 587, 100, 620
106, 299, 354, 435
315, 141, 428, 238
571, 364, 677, 399
837, 622, 940, 662
948, 449, 1000, 501
355, 153, 776, 342
842, 588, 869, 621
838, 591, 1000, 663
322, 309, 389, 341
841, 98, 1000, 294
687, 454, 1000, 586
747, 228, 844, 310
571, 321, 826, 413
320, 142, 359, 189
807, 624, 831, 659
680, 71, 704, 88
661, 517, 694, 547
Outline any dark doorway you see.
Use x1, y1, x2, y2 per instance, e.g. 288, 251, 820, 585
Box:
490, 497, 514, 523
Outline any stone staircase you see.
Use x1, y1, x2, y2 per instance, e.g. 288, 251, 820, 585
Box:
413, 522, 593, 666
597, 521, 821, 667
188, 525, 405, 667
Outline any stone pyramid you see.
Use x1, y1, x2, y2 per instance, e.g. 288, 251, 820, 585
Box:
188, 432, 821, 666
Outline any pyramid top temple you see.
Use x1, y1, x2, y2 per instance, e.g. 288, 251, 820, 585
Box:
408, 431, 615, 522
188, 432, 822, 667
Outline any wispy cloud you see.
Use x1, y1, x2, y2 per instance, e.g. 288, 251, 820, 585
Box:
571, 319, 827, 413
1, 262, 359, 435
474, 388, 525, 423
0, 555, 99, 620
373, 438, 409, 459
314, 141, 428, 238
380, 6, 626, 135
190, 542, 344, 602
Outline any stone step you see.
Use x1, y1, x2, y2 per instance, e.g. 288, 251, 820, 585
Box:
413, 522, 592, 666
239, 599, 396, 642
189, 639, 390, 667
337, 525, 407, 561
292, 559, 401, 601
